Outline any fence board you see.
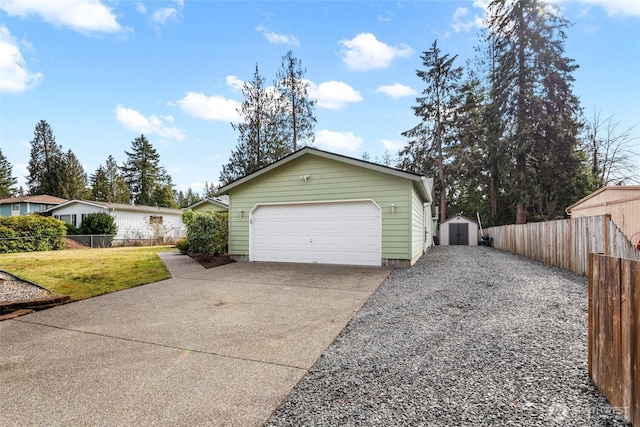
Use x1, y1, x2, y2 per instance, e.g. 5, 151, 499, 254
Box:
588, 254, 639, 425
485, 215, 640, 276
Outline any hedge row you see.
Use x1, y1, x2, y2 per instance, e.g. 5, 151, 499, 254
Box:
182, 210, 228, 257
0, 215, 67, 253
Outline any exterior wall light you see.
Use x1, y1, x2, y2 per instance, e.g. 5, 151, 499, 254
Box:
300, 175, 310, 181
239, 209, 244, 217
390, 203, 396, 214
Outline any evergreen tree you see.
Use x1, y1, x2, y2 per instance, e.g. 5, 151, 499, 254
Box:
60, 149, 89, 199
121, 134, 173, 206
220, 65, 291, 185
26, 120, 64, 196
400, 40, 464, 222
90, 155, 130, 203
0, 149, 18, 198
275, 50, 317, 151
486, 0, 585, 222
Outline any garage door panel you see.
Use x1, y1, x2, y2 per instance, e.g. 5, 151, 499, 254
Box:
251, 201, 381, 266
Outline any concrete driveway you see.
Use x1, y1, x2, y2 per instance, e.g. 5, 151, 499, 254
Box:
0, 251, 391, 426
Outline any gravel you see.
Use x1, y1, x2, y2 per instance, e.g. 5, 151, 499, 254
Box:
0, 271, 52, 303
266, 246, 630, 426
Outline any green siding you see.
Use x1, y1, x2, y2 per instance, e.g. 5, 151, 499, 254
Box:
411, 186, 425, 259
228, 155, 423, 260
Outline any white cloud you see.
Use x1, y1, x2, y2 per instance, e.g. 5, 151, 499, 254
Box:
255, 25, 300, 46
176, 92, 241, 122
150, 0, 183, 25
114, 105, 185, 140
451, 6, 485, 33
375, 83, 417, 99
0, 25, 43, 93
381, 139, 406, 151
226, 75, 244, 92
315, 129, 364, 152
308, 81, 362, 110
340, 32, 413, 71
0, 0, 127, 34
572, 0, 640, 17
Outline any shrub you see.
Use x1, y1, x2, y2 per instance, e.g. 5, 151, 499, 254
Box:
175, 237, 189, 253
79, 212, 118, 235
182, 210, 228, 257
0, 215, 66, 253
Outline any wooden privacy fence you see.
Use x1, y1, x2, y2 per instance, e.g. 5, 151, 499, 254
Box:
485, 215, 640, 276
588, 254, 640, 426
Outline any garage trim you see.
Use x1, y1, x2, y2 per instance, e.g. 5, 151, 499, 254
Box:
249, 199, 382, 266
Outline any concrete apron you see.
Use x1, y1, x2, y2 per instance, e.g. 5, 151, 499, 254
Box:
0, 251, 391, 426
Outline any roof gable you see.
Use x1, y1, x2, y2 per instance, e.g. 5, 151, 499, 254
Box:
218, 147, 433, 203
440, 214, 478, 225
186, 196, 229, 210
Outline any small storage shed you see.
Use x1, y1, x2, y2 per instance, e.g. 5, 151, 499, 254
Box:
439, 214, 479, 246
567, 185, 640, 245
217, 147, 434, 267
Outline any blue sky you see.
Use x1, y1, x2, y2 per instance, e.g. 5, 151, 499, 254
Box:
1, 0, 639, 194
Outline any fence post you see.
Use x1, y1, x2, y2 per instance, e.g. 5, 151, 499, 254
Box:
568, 218, 573, 272
604, 213, 611, 257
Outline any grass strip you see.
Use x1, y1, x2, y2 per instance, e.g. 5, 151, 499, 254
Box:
0, 246, 174, 301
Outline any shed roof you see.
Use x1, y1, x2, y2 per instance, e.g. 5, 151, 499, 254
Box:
48, 200, 184, 215
566, 185, 640, 213
217, 147, 433, 203
440, 214, 478, 225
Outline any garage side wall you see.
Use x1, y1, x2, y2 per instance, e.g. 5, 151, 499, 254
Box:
228, 156, 414, 262
411, 186, 426, 261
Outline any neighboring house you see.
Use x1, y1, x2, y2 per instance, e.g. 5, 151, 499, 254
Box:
186, 196, 229, 213
439, 214, 479, 246
217, 147, 434, 267
47, 200, 186, 241
567, 185, 640, 246
0, 195, 67, 217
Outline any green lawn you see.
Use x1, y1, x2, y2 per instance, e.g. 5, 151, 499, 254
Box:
0, 246, 175, 301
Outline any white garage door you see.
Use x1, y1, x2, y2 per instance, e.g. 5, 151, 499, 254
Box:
250, 200, 381, 266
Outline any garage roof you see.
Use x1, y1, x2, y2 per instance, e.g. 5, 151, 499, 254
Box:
217, 147, 433, 203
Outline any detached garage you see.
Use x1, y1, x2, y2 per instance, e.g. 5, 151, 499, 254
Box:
439, 215, 479, 246
217, 147, 434, 267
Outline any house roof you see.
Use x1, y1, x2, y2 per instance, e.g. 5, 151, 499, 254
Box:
566, 185, 640, 213
47, 200, 185, 215
0, 195, 68, 205
217, 147, 433, 203
186, 196, 229, 210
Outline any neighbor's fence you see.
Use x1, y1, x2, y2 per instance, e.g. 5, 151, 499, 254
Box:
485, 215, 640, 276
66, 235, 115, 248
588, 253, 640, 426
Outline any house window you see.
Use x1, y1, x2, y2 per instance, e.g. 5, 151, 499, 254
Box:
56, 214, 77, 227
12, 203, 19, 211
149, 215, 163, 225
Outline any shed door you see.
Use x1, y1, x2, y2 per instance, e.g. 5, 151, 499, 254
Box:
250, 201, 381, 266
449, 223, 469, 245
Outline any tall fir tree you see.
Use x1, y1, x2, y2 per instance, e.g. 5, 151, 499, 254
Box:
486, 0, 586, 223
26, 120, 64, 196
220, 65, 291, 185
399, 40, 464, 222
275, 50, 317, 151
0, 148, 18, 198
90, 155, 130, 203
59, 149, 89, 199
121, 134, 173, 206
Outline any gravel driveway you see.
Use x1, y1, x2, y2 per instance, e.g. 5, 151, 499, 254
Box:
266, 246, 629, 426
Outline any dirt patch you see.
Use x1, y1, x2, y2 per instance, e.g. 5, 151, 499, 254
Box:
190, 254, 235, 269
64, 238, 89, 249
